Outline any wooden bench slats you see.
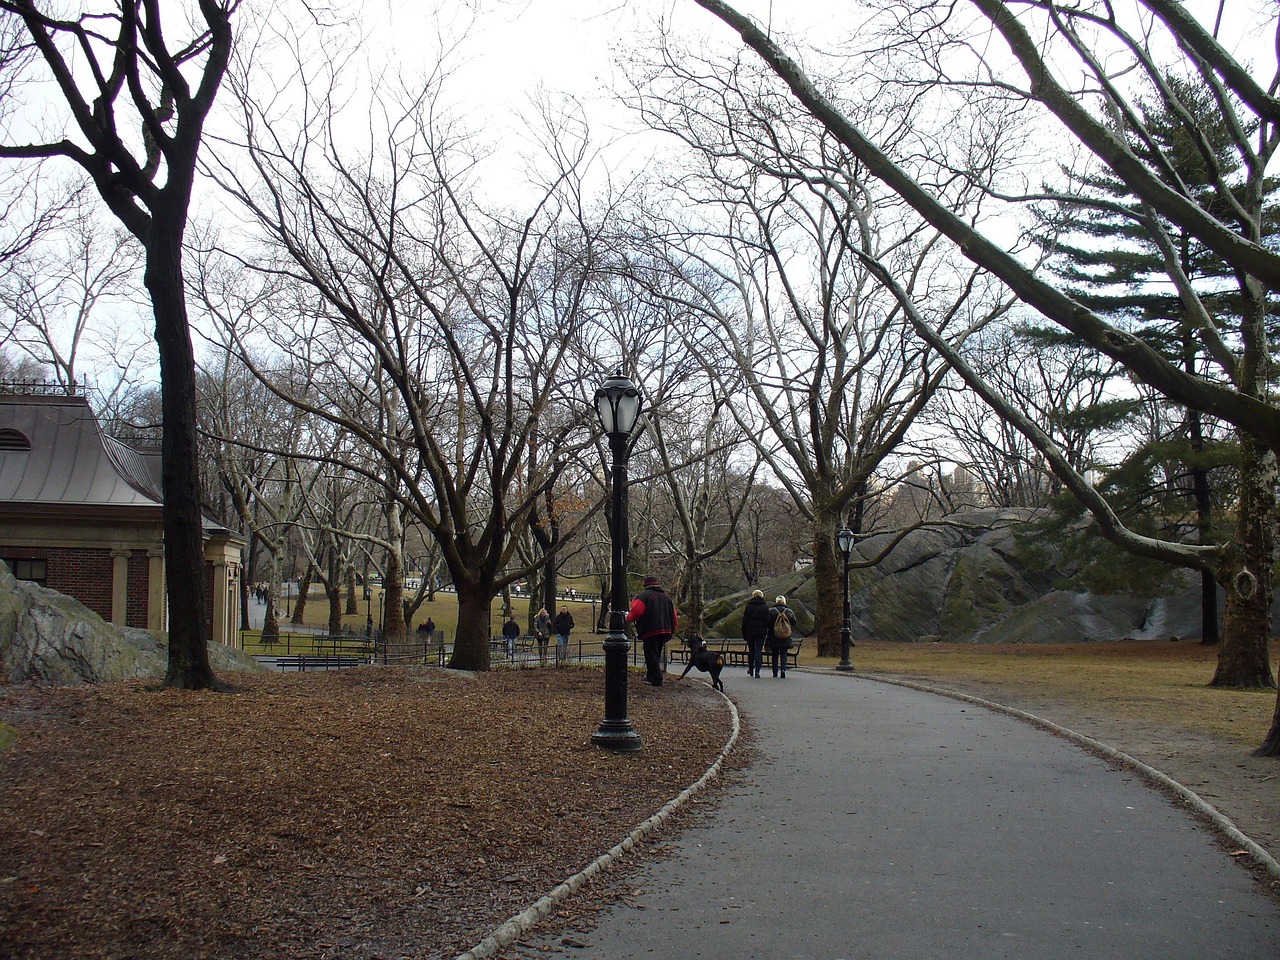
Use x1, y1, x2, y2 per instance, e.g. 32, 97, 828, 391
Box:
669, 637, 803, 668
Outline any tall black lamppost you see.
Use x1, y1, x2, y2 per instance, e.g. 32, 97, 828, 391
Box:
591, 369, 644, 752
837, 527, 855, 671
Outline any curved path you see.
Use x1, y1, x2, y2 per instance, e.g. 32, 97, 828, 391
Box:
518, 668, 1279, 959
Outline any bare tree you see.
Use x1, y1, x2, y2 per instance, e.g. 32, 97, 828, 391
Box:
0, 194, 146, 396
693, 0, 1280, 751
623, 46, 1016, 653
206, 55, 632, 668
0, 0, 237, 689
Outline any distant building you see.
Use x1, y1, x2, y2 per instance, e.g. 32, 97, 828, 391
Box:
0, 391, 243, 648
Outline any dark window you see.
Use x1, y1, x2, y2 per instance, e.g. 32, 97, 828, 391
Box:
4, 558, 47, 585
0, 428, 31, 451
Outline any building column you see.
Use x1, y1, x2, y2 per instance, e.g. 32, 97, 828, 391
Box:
212, 560, 229, 648
147, 549, 166, 632
111, 549, 130, 627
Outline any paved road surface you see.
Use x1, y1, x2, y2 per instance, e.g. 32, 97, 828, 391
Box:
516, 668, 1280, 960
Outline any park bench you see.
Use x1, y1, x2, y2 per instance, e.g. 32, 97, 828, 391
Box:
668, 637, 803, 670
271, 654, 369, 671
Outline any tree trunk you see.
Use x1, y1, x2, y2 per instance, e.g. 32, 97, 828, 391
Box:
1186, 367, 1219, 645
345, 562, 358, 615
1258, 691, 1280, 756
262, 548, 281, 644
326, 582, 342, 635
240, 530, 258, 632
292, 564, 312, 624
812, 510, 841, 658
449, 585, 494, 670
148, 219, 218, 690
682, 559, 705, 635
1211, 433, 1275, 689
382, 548, 407, 644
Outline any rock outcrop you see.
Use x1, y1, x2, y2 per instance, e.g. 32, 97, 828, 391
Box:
0, 564, 262, 683
703, 508, 1252, 644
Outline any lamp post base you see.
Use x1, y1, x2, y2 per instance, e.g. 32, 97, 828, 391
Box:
837, 623, 854, 671
595, 629, 642, 752
592, 720, 643, 752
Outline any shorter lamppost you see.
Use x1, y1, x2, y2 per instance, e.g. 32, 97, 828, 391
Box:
837, 527, 855, 671
592, 369, 644, 752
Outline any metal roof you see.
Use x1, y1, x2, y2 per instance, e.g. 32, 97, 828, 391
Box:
0, 395, 163, 507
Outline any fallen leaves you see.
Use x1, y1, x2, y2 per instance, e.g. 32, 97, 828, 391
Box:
0, 666, 731, 960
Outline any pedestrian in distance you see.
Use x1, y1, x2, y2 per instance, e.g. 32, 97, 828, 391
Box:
502, 614, 520, 659
534, 608, 553, 663
627, 575, 678, 686
741, 588, 770, 679
765, 595, 797, 678
554, 606, 575, 662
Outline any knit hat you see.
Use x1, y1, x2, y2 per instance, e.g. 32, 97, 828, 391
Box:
644, 575, 661, 587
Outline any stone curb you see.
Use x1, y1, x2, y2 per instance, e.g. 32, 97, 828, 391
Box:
454, 683, 742, 960
851, 671, 1280, 887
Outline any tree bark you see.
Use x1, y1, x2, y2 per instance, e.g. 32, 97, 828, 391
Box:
812, 509, 841, 658
1211, 433, 1275, 688
381, 548, 407, 644
292, 565, 312, 625
1259, 692, 1280, 756
149, 218, 218, 690
449, 585, 494, 670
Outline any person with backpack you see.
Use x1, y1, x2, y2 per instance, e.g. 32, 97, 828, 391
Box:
741, 589, 771, 679
765, 595, 797, 678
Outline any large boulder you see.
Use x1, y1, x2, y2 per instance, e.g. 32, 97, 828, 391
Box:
700, 508, 1251, 644
0, 564, 262, 683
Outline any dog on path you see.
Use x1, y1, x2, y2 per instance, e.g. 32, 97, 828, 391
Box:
679, 635, 725, 691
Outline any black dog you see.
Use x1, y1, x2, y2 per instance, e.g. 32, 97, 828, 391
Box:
679, 636, 725, 691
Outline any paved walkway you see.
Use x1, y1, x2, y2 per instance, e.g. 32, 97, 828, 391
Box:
516, 667, 1279, 959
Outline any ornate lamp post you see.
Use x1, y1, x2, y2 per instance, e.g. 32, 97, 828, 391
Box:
837, 527, 855, 671
591, 369, 644, 752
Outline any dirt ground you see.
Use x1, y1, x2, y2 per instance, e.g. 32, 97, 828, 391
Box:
2, 649, 1277, 960
0, 668, 734, 960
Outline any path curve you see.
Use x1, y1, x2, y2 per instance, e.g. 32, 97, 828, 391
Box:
454, 683, 742, 960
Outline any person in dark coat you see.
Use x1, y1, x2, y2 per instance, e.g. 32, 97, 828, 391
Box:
741, 589, 771, 679
554, 606, 575, 660
765, 595, 798, 678
627, 575, 678, 686
502, 614, 520, 658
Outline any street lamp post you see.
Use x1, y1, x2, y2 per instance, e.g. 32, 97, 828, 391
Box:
837, 527, 855, 671
591, 369, 644, 752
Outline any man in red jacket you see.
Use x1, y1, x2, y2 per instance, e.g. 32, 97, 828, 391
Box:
627, 575, 677, 686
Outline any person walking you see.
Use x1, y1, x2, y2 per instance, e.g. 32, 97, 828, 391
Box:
502, 614, 520, 659
534, 608, 553, 663
741, 589, 771, 679
627, 575, 678, 686
765, 595, 797, 678
554, 606, 575, 663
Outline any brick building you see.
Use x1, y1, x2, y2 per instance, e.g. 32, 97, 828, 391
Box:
0, 392, 242, 648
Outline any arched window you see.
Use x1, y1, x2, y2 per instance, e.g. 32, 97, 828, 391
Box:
0, 428, 31, 451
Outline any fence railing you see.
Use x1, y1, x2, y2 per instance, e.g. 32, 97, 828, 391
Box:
244, 630, 640, 670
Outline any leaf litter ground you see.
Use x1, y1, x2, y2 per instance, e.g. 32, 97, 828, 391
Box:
0, 667, 733, 960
